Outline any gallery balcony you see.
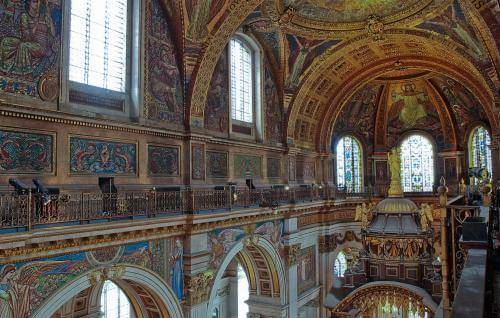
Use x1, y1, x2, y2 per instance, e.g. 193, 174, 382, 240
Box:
0, 184, 389, 233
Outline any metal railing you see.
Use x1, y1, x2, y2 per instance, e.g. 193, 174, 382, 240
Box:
0, 185, 381, 231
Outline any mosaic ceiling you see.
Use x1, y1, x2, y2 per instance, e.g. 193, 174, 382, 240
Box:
284, 0, 426, 24
183, 0, 498, 151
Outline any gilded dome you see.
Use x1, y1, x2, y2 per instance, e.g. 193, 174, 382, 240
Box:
374, 197, 418, 214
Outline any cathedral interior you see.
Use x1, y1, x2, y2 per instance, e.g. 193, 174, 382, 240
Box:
0, 0, 499, 317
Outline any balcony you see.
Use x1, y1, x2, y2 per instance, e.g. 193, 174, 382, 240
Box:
0, 185, 386, 233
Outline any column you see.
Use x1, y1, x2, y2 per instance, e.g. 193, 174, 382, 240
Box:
283, 217, 299, 318
183, 232, 212, 318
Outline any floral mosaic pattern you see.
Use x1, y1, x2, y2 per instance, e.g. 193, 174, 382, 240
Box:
0, 129, 53, 173
148, 145, 180, 176
69, 137, 136, 175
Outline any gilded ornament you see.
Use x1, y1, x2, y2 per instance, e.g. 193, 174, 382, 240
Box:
365, 15, 384, 41
387, 147, 403, 197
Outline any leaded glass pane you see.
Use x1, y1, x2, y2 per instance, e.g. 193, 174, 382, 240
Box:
336, 136, 362, 192
401, 135, 434, 192
230, 38, 253, 123
470, 126, 492, 177
69, 0, 128, 92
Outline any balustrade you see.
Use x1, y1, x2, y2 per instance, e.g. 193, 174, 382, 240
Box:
0, 184, 380, 231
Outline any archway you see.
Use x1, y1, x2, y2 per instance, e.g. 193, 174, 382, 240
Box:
206, 235, 287, 318
330, 281, 438, 317
32, 265, 184, 318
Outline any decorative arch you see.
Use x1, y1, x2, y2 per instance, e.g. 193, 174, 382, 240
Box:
32, 265, 184, 318
327, 238, 363, 293
188, 0, 263, 123
315, 54, 496, 153
206, 235, 287, 318
331, 281, 438, 315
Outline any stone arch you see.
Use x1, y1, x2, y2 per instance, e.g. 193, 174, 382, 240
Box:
206, 235, 287, 318
331, 281, 438, 315
32, 265, 184, 318
327, 238, 363, 294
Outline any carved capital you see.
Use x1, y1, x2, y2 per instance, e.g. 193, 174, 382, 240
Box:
284, 244, 301, 267
185, 271, 214, 305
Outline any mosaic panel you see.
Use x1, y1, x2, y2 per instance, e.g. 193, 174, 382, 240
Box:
69, 137, 137, 175
267, 158, 281, 179
0, 237, 184, 317
144, 0, 184, 124
297, 246, 316, 295
191, 144, 205, 180
148, 145, 180, 176
207, 220, 284, 270
0, 0, 62, 98
204, 49, 229, 133
264, 64, 283, 144
234, 154, 262, 178
0, 129, 54, 174
206, 151, 228, 178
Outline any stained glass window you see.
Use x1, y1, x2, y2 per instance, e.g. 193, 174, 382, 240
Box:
469, 126, 492, 177
334, 251, 347, 278
336, 136, 362, 192
69, 0, 129, 92
230, 38, 254, 123
401, 135, 434, 192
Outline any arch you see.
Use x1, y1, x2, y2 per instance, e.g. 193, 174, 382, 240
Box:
400, 133, 435, 192
326, 236, 363, 295
206, 235, 287, 318
188, 1, 262, 121
32, 265, 184, 318
333, 135, 364, 192
331, 281, 438, 314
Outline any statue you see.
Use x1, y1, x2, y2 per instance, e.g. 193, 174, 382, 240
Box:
459, 178, 466, 195
355, 202, 373, 230
387, 147, 403, 197
420, 203, 434, 232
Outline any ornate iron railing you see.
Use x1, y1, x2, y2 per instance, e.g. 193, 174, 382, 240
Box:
0, 185, 381, 231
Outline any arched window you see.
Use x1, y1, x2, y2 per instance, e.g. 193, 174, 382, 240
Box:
333, 251, 347, 278
230, 38, 254, 123
401, 135, 434, 192
69, 0, 130, 92
336, 136, 363, 192
100, 280, 131, 318
469, 126, 492, 177
237, 263, 249, 317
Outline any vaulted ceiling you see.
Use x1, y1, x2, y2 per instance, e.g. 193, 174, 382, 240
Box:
169, 0, 499, 151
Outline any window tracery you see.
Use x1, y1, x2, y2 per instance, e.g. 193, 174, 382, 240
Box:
401, 135, 434, 192
469, 126, 492, 178
336, 136, 363, 192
